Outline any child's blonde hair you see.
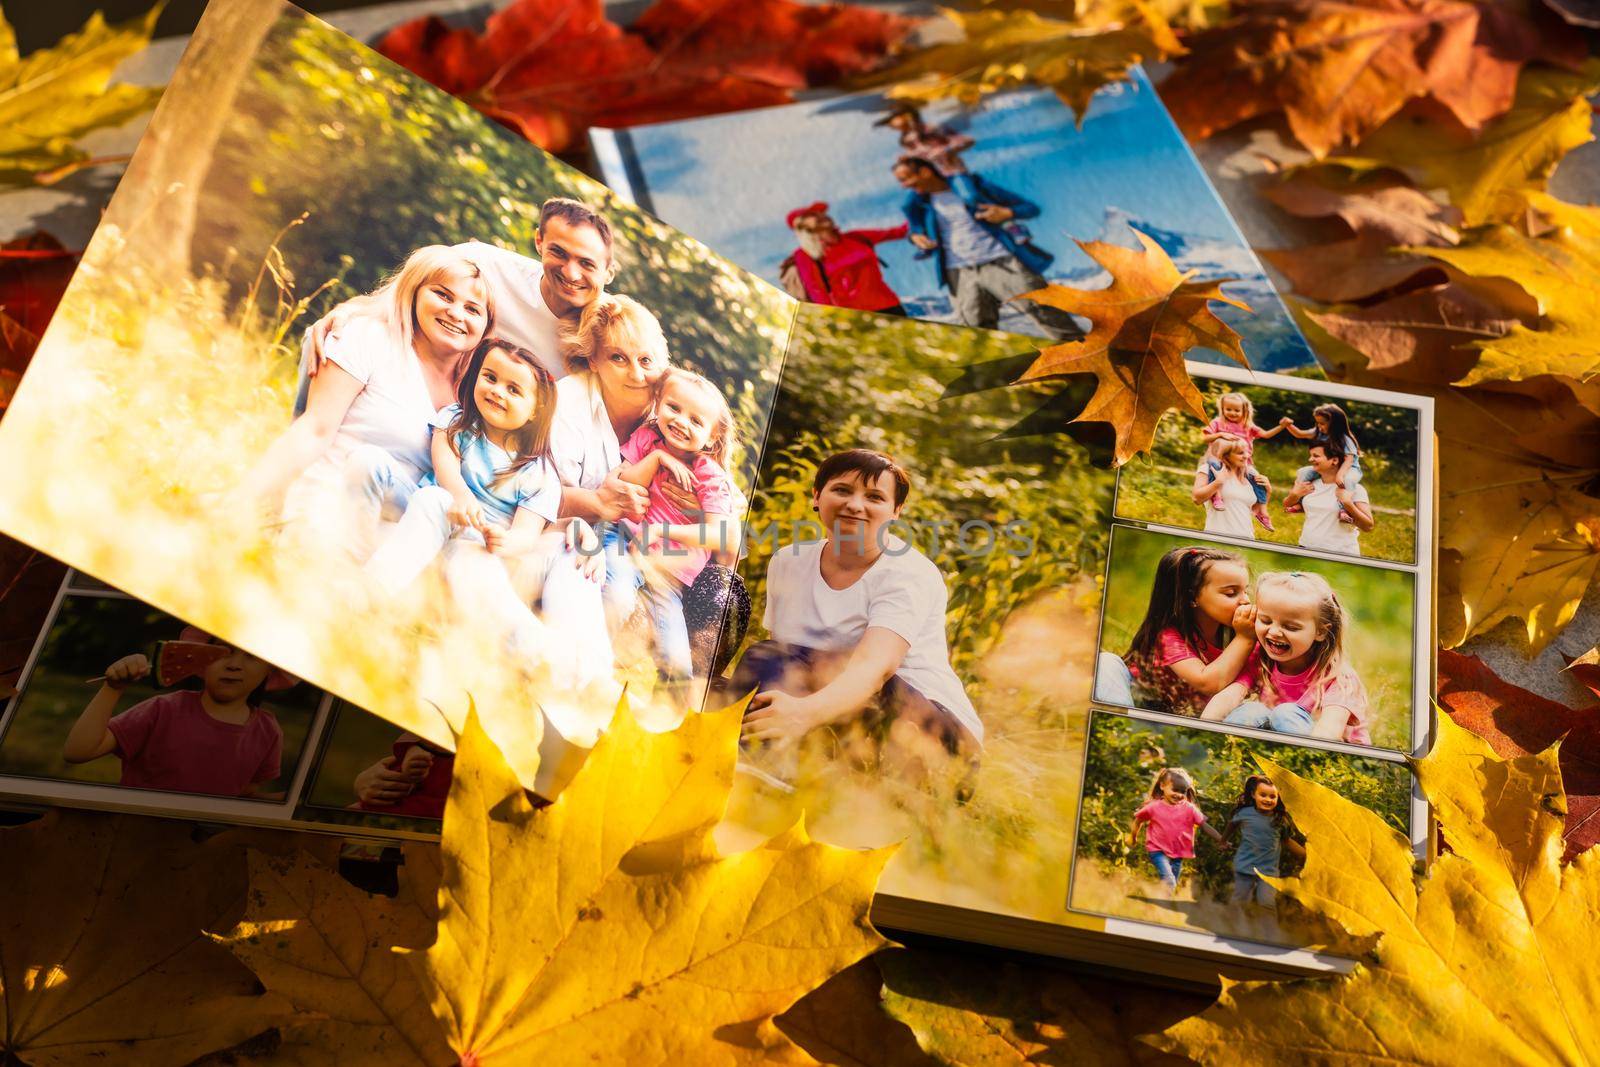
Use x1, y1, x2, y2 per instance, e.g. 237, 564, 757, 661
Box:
1213, 435, 1249, 468
1216, 391, 1254, 427
382, 245, 494, 358
1149, 767, 1196, 801
565, 293, 669, 375
1255, 571, 1354, 694
653, 367, 736, 471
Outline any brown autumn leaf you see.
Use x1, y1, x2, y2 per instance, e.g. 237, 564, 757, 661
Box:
0, 809, 291, 1066
1161, 0, 1584, 157
1261, 236, 1443, 303
1261, 169, 1463, 245
0, 231, 80, 413
0, 534, 65, 697
775, 957, 937, 1067
1565, 645, 1600, 702
1305, 282, 1517, 379
1326, 60, 1600, 226
859, 7, 1181, 122
1438, 648, 1600, 859
877, 946, 1206, 1065
214, 848, 453, 1066
1015, 228, 1249, 465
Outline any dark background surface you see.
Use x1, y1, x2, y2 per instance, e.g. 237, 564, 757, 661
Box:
11, 1, 473, 51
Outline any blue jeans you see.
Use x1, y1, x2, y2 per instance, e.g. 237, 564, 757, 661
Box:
1147, 850, 1183, 887
1231, 871, 1278, 906
1225, 700, 1314, 734
642, 580, 693, 682
1094, 651, 1136, 706
1207, 459, 1269, 505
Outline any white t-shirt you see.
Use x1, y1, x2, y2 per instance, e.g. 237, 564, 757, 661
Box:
548, 370, 623, 490
455, 241, 568, 381
762, 538, 982, 744
291, 315, 437, 501
1202, 469, 1256, 540
1299, 480, 1367, 556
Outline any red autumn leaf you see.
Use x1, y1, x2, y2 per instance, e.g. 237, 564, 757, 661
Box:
1438, 648, 1600, 860
0, 231, 80, 412
378, 0, 913, 153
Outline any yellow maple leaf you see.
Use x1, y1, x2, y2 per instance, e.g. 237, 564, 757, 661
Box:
410, 700, 894, 1065
1409, 224, 1600, 385
1153, 714, 1600, 1065
1015, 228, 1250, 466
0, 809, 290, 1066
215, 848, 454, 1066
1328, 61, 1600, 227
861, 7, 1181, 122
0, 3, 165, 180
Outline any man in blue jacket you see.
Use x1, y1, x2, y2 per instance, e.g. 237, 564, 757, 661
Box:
894, 156, 1082, 338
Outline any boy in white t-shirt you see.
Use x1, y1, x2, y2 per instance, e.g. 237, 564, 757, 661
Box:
736, 450, 982, 780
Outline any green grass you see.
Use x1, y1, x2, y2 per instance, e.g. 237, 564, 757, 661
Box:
1098, 528, 1417, 752
1115, 391, 1419, 565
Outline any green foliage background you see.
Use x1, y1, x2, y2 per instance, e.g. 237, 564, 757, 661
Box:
733, 305, 1115, 679
189, 13, 794, 487
0, 591, 320, 795
1114, 378, 1420, 563
1074, 712, 1411, 903
1098, 526, 1417, 751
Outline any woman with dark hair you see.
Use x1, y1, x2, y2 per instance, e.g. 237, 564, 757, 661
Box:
734, 449, 981, 770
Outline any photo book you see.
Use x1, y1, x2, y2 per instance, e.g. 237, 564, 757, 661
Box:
0, 0, 1435, 984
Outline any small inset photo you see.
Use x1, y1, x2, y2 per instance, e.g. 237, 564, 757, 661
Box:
1068, 710, 1412, 949
294, 700, 450, 835
1093, 526, 1418, 752
0, 588, 321, 803
1113, 374, 1421, 564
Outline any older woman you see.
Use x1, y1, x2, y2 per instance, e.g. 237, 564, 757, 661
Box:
549, 293, 750, 676
735, 449, 981, 773
1192, 437, 1256, 541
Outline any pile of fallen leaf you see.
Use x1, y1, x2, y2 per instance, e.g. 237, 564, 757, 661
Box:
3, 1, 1600, 1062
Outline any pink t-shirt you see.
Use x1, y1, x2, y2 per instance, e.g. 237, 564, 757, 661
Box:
107, 689, 283, 796
620, 423, 736, 583
1233, 653, 1371, 745
1134, 797, 1208, 858
1206, 417, 1264, 463
1127, 627, 1223, 716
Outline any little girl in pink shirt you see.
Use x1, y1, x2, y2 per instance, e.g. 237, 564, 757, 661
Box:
1130, 767, 1225, 894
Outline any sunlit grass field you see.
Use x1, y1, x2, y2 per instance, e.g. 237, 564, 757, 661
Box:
1097, 527, 1417, 752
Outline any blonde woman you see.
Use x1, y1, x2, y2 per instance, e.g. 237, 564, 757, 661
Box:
1192, 437, 1256, 541
248, 245, 492, 554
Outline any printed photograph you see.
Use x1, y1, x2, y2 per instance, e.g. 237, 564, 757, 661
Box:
1069, 710, 1412, 948
0, 0, 794, 774
711, 304, 1118, 922
1114, 376, 1421, 564
0, 584, 322, 802
1093, 526, 1417, 751
598, 74, 1317, 370
294, 700, 449, 833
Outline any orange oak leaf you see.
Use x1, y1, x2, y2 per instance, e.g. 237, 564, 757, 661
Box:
1015, 229, 1249, 465
378, 0, 913, 153
1161, 0, 1584, 157
1438, 648, 1600, 859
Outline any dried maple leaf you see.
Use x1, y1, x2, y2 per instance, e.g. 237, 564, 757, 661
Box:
1327, 60, 1600, 226
775, 957, 937, 1067
0, 5, 164, 180
1417, 223, 1600, 385
1567, 645, 1600, 702
410, 702, 893, 1065
878, 946, 1205, 1065
1161, 0, 1584, 157
1153, 714, 1600, 1065
379, 0, 912, 153
1015, 228, 1250, 465
859, 7, 1181, 122
1438, 648, 1600, 859
1304, 283, 1516, 379
0, 809, 291, 1065
1262, 168, 1463, 246
215, 848, 453, 1066
0, 231, 79, 412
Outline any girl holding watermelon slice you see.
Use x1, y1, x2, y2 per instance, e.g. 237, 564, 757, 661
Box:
62, 627, 297, 798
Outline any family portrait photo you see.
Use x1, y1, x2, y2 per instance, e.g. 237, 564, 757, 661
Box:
1114, 375, 1421, 564
0, 0, 796, 788
711, 305, 1121, 923
0, 577, 322, 804
1093, 526, 1418, 752
1069, 711, 1412, 949
598, 73, 1318, 370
